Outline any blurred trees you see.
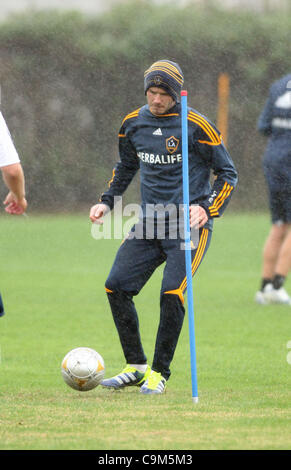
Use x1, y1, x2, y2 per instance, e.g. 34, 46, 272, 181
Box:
0, 1, 290, 211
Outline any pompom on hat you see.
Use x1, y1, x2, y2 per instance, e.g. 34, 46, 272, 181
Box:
144, 60, 184, 103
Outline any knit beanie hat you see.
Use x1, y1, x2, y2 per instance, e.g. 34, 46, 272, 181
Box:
144, 60, 184, 103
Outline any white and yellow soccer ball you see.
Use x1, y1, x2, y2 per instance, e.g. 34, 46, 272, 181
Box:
61, 347, 105, 391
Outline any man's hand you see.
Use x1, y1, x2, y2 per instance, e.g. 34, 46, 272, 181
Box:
3, 191, 27, 215
89, 203, 110, 224
189, 205, 208, 229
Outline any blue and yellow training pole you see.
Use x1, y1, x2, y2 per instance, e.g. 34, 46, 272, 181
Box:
181, 90, 199, 403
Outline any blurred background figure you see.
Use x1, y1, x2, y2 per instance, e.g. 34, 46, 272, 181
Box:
0, 109, 28, 316
255, 74, 291, 305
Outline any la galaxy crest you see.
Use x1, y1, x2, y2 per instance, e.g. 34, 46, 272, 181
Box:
166, 136, 179, 154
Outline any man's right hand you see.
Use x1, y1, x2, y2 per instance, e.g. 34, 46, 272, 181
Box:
89, 203, 110, 224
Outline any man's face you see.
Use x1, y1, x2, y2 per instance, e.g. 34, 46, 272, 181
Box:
146, 87, 176, 115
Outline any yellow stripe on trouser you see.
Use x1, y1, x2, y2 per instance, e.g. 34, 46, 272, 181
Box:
144, 66, 184, 85
213, 185, 232, 211
164, 228, 209, 304
208, 182, 233, 216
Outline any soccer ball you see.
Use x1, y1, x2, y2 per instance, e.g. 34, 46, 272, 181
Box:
61, 347, 105, 391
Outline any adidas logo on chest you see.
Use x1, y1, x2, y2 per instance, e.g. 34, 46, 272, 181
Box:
153, 128, 163, 135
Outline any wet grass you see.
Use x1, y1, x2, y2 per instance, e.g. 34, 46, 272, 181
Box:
0, 213, 290, 450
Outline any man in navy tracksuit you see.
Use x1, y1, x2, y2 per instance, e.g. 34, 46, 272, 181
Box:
90, 60, 238, 394
255, 74, 291, 305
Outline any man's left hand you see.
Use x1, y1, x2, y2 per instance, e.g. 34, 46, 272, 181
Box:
189, 205, 208, 229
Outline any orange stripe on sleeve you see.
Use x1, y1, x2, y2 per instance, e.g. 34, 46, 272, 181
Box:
121, 108, 141, 125
191, 229, 208, 276
209, 182, 228, 209
164, 288, 185, 305
214, 185, 233, 211
107, 168, 115, 188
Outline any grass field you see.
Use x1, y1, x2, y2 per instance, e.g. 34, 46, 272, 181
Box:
0, 212, 291, 450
